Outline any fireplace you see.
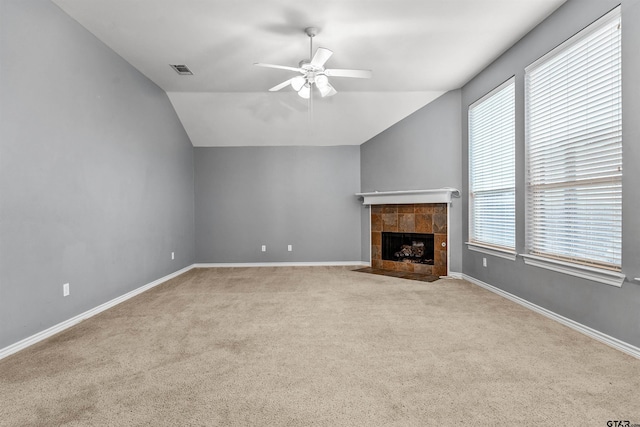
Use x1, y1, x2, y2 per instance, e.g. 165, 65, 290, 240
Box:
370, 203, 448, 277
357, 189, 458, 278
382, 232, 434, 265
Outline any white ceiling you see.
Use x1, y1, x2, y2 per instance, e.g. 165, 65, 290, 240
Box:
51, 0, 566, 147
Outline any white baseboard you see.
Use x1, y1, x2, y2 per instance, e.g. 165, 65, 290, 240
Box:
462, 274, 640, 360
0, 264, 195, 361
194, 261, 370, 268
444, 271, 463, 279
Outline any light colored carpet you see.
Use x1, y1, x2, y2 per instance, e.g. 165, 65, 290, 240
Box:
1, 267, 638, 426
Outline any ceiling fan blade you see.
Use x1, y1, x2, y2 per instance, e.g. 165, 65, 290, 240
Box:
318, 82, 337, 98
269, 79, 294, 92
324, 68, 372, 79
310, 48, 333, 68
254, 63, 303, 73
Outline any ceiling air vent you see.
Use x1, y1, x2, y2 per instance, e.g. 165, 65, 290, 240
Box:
170, 64, 193, 75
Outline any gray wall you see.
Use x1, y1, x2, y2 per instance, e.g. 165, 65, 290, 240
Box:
194, 146, 362, 263
461, 0, 640, 347
0, 0, 195, 349
360, 91, 463, 272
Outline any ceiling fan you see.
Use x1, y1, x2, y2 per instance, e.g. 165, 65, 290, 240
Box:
255, 27, 372, 99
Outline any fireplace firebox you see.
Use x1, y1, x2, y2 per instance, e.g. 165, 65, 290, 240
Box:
382, 232, 434, 265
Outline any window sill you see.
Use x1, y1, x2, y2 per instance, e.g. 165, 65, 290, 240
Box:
521, 254, 625, 287
466, 243, 517, 261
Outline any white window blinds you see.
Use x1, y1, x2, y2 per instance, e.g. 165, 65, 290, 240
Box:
525, 7, 622, 270
469, 78, 516, 250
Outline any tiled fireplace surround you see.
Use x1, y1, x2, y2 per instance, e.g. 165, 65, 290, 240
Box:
371, 203, 448, 277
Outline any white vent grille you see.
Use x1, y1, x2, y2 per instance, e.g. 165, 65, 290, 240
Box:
170, 64, 193, 75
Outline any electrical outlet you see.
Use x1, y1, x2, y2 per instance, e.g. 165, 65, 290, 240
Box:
261, 245, 266, 252
287, 245, 292, 252
483, 257, 487, 268
63, 283, 70, 297
171, 252, 175, 260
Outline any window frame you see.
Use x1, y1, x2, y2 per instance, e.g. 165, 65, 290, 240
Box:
467, 77, 517, 259
523, 6, 624, 286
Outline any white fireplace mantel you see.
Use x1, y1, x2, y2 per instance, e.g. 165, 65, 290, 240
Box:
356, 188, 461, 205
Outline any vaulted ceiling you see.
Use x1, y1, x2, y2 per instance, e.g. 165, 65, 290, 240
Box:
51, 0, 566, 146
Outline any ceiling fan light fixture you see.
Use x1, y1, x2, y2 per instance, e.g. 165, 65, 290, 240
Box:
315, 74, 329, 89
319, 83, 337, 98
255, 26, 372, 100
291, 76, 306, 92
298, 83, 311, 99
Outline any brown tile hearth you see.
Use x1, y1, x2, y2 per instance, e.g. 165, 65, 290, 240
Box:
353, 267, 439, 283
370, 203, 447, 277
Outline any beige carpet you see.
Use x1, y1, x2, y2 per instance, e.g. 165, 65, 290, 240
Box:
1, 267, 638, 426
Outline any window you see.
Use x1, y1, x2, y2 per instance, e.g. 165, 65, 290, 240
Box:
525, 7, 622, 272
469, 78, 516, 253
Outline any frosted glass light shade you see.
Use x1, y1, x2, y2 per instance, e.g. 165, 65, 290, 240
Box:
298, 83, 311, 99
315, 74, 329, 89
319, 83, 337, 97
291, 76, 306, 91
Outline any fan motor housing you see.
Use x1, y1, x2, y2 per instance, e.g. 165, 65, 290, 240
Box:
299, 61, 323, 73
305, 27, 319, 37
